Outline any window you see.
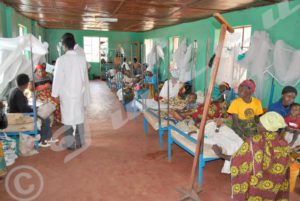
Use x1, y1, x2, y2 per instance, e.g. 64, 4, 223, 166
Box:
172, 36, 180, 53
99, 37, 108, 62
144, 39, 154, 63
18, 24, 27, 36
18, 24, 30, 58
84, 36, 108, 62
224, 25, 252, 53
215, 25, 252, 89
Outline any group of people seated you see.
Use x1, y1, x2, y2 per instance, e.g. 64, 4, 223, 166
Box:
147, 75, 299, 200
5, 63, 62, 148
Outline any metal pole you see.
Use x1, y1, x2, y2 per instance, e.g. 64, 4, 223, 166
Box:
167, 39, 170, 127
177, 14, 234, 201
188, 14, 233, 191
192, 40, 198, 93
155, 44, 162, 127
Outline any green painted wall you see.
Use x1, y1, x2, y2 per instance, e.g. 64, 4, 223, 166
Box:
143, 0, 300, 107
0, 2, 45, 39
45, 29, 143, 77
3, 0, 300, 107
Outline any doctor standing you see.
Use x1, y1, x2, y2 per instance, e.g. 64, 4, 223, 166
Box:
52, 33, 90, 150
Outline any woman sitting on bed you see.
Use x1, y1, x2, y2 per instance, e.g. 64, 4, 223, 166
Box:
227, 79, 263, 140
230, 112, 289, 201
34, 64, 61, 123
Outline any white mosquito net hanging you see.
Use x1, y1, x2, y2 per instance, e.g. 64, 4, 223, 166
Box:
172, 38, 193, 83
146, 42, 164, 72
239, 31, 300, 100
0, 34, 47, 98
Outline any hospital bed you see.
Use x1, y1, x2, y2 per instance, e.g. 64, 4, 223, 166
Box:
133, 98, 169, 148
168, 124, 220, 185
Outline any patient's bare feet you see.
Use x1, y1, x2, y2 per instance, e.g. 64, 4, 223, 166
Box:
212, 145, 231, 161
212, 145, 223, 157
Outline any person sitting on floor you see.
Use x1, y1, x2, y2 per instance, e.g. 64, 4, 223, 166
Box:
268, 85, 297, 117
7, 74, 54, 148
227, 79, 264, 140
230, 112, 289, 201
284, 103, 300, 148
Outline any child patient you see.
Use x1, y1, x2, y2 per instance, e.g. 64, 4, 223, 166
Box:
284, 103, 300, 148
170, 93, 198, 121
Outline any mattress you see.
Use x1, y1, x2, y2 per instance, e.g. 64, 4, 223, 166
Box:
0, 113, 34, 132
170, 129, 218, 159
143, 110, 168, 131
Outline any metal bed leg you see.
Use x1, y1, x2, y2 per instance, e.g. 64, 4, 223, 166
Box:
168, 129, 172, 161
198, 154, 205, 186
133, 100, 137, 123
159, 128, 163, 149
143, 116, 148, 135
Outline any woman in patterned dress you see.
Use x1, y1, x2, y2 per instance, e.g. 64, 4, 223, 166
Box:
231, 112, 290, 201
34, 64, 61, 123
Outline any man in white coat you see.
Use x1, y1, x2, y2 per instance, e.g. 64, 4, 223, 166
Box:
52, 33, 90, 150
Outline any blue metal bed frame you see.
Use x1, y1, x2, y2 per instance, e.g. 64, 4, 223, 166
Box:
133, 98, 168, 148
0, 101, 39, 149
168, 124, 220, 186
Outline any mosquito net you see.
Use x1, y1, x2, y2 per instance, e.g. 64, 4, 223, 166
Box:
0, 34, 47, 99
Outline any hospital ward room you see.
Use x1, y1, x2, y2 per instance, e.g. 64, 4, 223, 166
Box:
1, 0, 300, 201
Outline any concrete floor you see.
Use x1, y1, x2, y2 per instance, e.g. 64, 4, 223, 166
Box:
0, 80, 299, 201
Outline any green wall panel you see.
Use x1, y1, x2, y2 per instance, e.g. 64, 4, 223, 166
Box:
3, 0, 300, 107
45, 28, 143, 77
143, 0, 300, 107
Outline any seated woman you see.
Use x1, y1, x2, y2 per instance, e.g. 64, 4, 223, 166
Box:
231, 112, 289, 201
227, 80, 263, 140
214, 81, 231, 104
268, 85, 297, 117
284, 103, 300, 148
34, 64, 61, 124
144, 68, 157, 99
8, 74, 54, 147
159, 75, 181, 99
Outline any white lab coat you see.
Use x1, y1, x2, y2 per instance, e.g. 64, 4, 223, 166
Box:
121, 62, 130, 71
52, 50, 90, 125
159, 80, 181, 99
74, 44, 91, 69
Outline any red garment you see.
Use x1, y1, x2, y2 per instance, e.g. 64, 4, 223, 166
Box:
36, 64, 45, 70
284, 115, 300, 130
192, 102, 222, 123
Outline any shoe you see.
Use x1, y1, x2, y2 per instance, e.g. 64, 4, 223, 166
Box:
39, 142, 51, 148
46, 138, 59, 143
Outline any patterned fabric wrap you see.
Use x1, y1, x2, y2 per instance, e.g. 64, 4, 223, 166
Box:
231, 131, 290, 201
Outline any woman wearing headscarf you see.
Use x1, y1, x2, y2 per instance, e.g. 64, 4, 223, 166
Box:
214, 81, 232, 104
268, 86, 297, 118
34, 64, 61, 123
231, 112, 290, 201
227, 80, 264, 139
